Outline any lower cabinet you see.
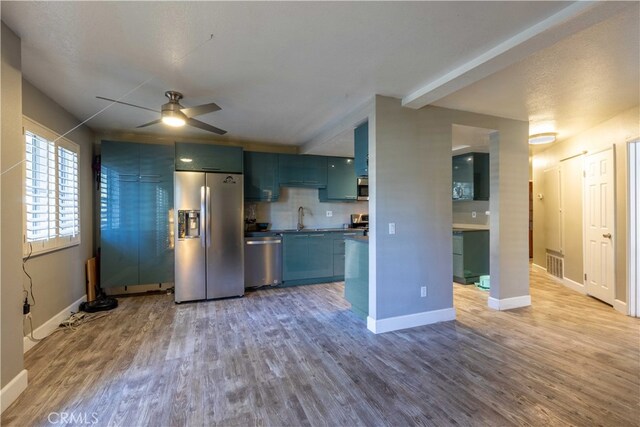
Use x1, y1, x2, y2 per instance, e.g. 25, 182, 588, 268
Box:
453, 230, 489, 284
282, 231, 364, 285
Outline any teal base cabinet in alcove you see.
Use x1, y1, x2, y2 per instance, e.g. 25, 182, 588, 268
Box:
100, 141, 174, 288
452, 229, 489, 284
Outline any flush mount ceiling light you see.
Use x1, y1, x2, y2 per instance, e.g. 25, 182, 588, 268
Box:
528, 132, 557, 145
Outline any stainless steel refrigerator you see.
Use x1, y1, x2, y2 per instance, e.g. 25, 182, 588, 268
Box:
174, 172, 244, 302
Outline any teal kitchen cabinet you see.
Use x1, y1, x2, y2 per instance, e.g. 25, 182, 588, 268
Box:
306, 234, 334, 278
332, 231, 363, 277
175, 142, 243, 173
452, 152, 489, 201
244, 151, 279, 201
100, 141, 140, 288
452, 229, 489, 284
278, 154, 327, 188
282, 233, 332, 282
354, 121, 368, 177
282, 231, 364, 285
101, 141, 174, 288
319, 157, 357, 202
282, 234, 310, 281
344, 238, 368, 318
138, 144, 174, 284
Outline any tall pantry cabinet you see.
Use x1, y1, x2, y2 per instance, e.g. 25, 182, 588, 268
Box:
100, 141, 174, 288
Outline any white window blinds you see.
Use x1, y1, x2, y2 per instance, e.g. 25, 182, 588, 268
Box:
24, 119, 80, 255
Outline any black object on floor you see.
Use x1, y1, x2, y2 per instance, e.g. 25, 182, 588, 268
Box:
79, 296, 118, 313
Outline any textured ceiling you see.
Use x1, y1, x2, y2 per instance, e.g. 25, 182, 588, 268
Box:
2, 1, 575, 146
434, 5, 639, 146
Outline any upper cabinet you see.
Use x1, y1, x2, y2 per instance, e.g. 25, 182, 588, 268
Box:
354, 121, 368, 177
175, 142, 243, 173
244, 151, 280, 202
278, 154, 327, 188
319, 157, 357, 202
452, 152, 489, 201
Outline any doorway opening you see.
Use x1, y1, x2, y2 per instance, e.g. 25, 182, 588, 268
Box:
451, 124, 496, 306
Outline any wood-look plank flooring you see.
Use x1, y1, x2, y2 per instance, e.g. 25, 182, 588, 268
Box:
3, 267, 639, 426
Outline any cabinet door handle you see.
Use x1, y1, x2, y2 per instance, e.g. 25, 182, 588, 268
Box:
139, 174, 160, 178
310, 234, 325, 237
202, 167, 221, 171
343, 233, 356, 236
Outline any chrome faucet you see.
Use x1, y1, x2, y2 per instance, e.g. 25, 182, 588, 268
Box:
297, 206, 305, 231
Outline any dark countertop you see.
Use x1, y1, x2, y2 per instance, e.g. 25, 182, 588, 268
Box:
245, 228, 365, 237
345, 236, 369, 243
453, 228, 490, 233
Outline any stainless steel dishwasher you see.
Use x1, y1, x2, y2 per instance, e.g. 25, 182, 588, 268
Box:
244, 235, 282, 288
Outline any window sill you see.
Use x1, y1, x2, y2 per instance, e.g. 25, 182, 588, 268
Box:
23, 239, 81, 259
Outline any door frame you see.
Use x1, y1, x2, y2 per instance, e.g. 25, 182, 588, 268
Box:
582, 146, 616, 305
628, 139, 639, 317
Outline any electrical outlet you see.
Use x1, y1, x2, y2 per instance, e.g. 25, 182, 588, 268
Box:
471, 211, 477, 218
389, 223, 396, 234
326, 210, 333, 217
420, 286, 427, 297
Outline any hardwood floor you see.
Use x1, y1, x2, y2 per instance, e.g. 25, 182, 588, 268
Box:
3, 268, 639, 426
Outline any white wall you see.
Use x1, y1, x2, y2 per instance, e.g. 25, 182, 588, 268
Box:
253, 187, 368, 230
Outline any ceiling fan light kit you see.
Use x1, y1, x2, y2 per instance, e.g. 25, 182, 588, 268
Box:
96, 90, 227, 135
528, 132, 557, 145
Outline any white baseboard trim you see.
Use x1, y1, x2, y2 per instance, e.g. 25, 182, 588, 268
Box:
563, 277, 587, 294
23, 294, 86, 354
613, 299, 628, 315
367, 307, 456, 334
488, 295, 532, 311
531, 263, 547, 272
0, 369, 28, 414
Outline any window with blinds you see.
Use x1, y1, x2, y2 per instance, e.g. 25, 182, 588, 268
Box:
24, 122, 80, 255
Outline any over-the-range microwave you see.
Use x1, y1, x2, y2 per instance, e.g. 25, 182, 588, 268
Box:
357, 177, 368, 201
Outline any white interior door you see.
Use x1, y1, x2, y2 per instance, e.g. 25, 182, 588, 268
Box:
584, 148, 615, 305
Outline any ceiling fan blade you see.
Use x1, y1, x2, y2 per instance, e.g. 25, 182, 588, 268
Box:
186, 118, 227, 135
180, 102, 221, 118
96, 96, 159, 113
136, 119, 163, 128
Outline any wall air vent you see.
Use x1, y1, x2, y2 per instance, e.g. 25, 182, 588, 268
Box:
546, 252, 564, 279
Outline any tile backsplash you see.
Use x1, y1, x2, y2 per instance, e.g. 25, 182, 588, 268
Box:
453, 200, 489, 225
249, 187, 368, 230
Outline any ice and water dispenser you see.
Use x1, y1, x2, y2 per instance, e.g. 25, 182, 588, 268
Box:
178, 210, 200, 239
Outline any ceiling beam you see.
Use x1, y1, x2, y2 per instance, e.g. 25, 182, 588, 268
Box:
300, 97, 374, 155
402, 1, 632, 109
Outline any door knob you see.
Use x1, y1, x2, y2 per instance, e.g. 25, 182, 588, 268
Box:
602, 233, 612, 239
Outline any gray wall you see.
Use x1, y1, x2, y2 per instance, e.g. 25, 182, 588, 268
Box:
21, 79, 95, 331
1, 21, 25, 388
370, 97, 529, 321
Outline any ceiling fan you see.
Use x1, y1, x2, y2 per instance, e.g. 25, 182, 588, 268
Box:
96, 90, 227, 135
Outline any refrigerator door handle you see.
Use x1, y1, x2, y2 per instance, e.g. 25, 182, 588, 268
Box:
200, 186, 206, 247
206, 186, 212, 248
